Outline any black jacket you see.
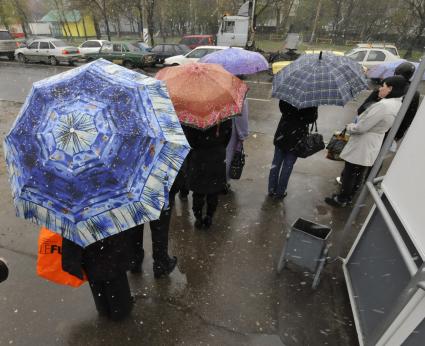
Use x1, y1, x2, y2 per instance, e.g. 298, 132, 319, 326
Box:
62, 227, 139, 282
357, 86, 420, 140
273, 100, 318, 151
183, 120, 232, 194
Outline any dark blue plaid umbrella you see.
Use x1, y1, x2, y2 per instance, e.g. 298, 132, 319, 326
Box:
4, 59, 190, 247
272, 52, 368, 108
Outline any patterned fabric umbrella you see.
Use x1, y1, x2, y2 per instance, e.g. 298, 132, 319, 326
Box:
4, 59, 190, 247
199, 48, 269, 75
272, 52, 368, 108
366, 59, 424, 81
156, 63, 248, 129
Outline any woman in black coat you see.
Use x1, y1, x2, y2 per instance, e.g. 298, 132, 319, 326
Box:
183, 119, 233, 229
268, 100, 318, 199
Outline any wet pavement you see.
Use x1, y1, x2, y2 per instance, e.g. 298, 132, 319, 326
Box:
0, 62, 377, 345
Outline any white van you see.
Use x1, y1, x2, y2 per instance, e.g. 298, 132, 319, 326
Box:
217, 16, 249, 47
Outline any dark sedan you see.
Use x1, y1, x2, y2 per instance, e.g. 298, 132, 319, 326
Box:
85, 41, 156, 68
151, 44, 190, 64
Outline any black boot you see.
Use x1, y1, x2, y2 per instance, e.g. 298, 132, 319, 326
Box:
130, 226, 145, 274
150, 207, 177, 278
203, 215, 213, 229
194, 210, 203, 229
153, 256, 177, 279
129, 252, 144, 274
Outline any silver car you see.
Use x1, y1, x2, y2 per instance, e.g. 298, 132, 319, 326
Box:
15, 38, 81, 66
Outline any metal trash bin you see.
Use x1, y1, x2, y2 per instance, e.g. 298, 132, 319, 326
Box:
277, 218, 332, 289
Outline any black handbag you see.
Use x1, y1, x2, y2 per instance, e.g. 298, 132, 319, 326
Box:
229, 146, 245, 180
293, 122, 325, 158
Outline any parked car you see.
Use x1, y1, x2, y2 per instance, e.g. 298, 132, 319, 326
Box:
164, 45, 229, 66
15, 38, 81, 66
78, 40, 110, 57
0, 30, 18, 60
151, 43, 190, 64
179, 35, 215, 49
345, 47, 400, 69
132, 41, 152, 52
85, 41, 156, 68
355, 43, 399, 57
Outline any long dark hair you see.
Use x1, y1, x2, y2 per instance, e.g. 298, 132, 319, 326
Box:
382, 76, 408, 99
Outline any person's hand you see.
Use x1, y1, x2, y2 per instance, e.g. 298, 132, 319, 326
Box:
345, 123, 356, 133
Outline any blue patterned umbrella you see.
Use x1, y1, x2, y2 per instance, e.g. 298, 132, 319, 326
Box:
199, 48, 269, 75
4, 59, 190, 247
272, 52, 368, 108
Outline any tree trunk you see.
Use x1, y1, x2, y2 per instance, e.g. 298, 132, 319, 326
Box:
82, 15, 88, 40
104, 13, 111, 41
72, 12, 81, 38
93, 16, 101, 39
145, 0, 156, 46
136, 2, 144, 40
310, 0, 323, 43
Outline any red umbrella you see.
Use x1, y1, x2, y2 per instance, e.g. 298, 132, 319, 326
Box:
156, 63, 248, 129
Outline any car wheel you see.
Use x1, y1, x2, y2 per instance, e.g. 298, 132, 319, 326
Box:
17, 53, 27, 64
68, 61, 75, 66
86, 57, 94, 62
49, 56, 58, 66
7, 53, 15, 61
123, 60, 134, 69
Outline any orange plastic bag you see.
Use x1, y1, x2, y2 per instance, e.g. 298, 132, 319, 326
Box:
37, 227, 86, 287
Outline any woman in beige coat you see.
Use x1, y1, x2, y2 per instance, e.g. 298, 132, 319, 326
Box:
325, 76, 407, 207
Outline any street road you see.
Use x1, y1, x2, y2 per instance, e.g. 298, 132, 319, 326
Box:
0, 60, 372, 345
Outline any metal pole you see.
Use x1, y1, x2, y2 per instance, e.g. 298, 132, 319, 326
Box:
336, 54, 425, 258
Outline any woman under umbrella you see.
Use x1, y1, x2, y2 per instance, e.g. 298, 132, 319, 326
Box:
325, 75, 407, 207
156, 63, 248, 229
268, 100, 318, 200
183, 120, 233, 228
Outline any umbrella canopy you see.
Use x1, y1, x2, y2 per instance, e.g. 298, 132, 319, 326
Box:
272, 52, 368, 108
4, 59, 190, 247
366, 59, 425, 81
156, 63, 248, 129
199, 47, 269, 75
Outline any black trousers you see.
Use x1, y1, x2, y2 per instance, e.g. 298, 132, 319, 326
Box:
339, 161, 368, 202
133, 202, 173, 264
192, 192, 219, 218
88, 272, 132, 321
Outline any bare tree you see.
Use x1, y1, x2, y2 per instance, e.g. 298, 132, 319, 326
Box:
402, 0, 425, 58
144, 0, 156, 46
89, 0, 111, 40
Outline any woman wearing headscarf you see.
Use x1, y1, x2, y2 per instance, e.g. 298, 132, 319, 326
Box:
325, 75, 408, 207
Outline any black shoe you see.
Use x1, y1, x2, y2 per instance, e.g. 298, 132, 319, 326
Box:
153, 256, 177, 279
194, 218, 203, 229
129, 260, 142, 274
221, 183, 231, 195
203, 215, 213, 229
325, 195, 347, 208
273, 192, 287, 201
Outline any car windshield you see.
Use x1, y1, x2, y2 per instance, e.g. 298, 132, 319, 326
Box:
386, 47, 398, 56
51, 41, 68, 47
0, 31, 13, 40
